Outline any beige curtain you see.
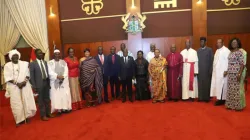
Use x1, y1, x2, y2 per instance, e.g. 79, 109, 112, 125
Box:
0, 0, 20, 66
5, 0, 50, 61
0, 0, 21, 87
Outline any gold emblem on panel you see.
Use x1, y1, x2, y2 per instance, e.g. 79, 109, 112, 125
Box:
222, 0, 240, 6
122, 13, 146, 34
154, 0, 177, 9
81, 0, 103, 15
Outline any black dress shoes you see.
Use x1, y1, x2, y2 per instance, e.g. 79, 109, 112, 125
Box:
214, 100, 225, 106
105, 100, 110, 103
122, 99, 126, 103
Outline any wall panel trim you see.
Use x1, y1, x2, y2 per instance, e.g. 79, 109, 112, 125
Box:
142, 9, 191, 15
207, 7, 250, 12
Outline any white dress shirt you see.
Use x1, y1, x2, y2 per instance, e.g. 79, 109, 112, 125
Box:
37, 59, 48, 78
117, 50, 134, 59
123, 56, 128, 63
98, 54, 104, 64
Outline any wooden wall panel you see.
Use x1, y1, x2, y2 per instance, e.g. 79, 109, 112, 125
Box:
207, 33, 250, 76
45, 0, 62, 58
192, 0, 207, 50
64, 40, 128, 59
141, 0, 192, 38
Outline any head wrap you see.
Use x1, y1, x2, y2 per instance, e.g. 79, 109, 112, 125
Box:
54, 49, 60, 53
8, 49, 21, 60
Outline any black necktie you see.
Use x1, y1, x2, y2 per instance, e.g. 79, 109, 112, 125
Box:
40, 60, 46, 79
125, 57, 127, 64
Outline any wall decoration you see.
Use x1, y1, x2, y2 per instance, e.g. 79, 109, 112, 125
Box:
81, 0, 104, 15
154, 0, 177, 9
221, 0, 240, 6
122, 13, 146, 34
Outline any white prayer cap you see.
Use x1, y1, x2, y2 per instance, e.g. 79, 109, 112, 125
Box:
54, 49, 60, 53
8, 49, 21, 60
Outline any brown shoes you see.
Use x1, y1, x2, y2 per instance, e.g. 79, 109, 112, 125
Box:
47, 114, 56, 118
41, 116, 49, 121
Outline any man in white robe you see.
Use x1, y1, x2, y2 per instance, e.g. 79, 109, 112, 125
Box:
181, 39, 199, 101
4, 49, 36, 126
48, 49, 71, 115
146, 44, 160, 98
210, 39, 230, 106
117, 43, 134, 59
146, 43, 159, 62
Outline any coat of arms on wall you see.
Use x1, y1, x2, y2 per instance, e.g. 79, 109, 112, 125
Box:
81, 0, 103, 15
121, 13, 146, 35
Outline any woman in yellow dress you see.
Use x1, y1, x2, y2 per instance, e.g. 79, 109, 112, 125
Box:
148, 49, 167, 103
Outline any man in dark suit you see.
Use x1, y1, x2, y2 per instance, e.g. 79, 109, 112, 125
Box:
95, 46, 109, 103
119, 49, 135, 103
30, 49, 53, 121
106, 46, 121, 100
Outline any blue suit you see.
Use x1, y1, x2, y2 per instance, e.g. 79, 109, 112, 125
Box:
106, 54, 121, 98
95, 54, 109, 101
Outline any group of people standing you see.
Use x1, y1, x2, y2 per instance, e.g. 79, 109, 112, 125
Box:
166, 37, 247, 112
3, 37, 247, 127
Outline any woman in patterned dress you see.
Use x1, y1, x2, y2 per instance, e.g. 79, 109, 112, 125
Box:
64, 48, 83, 111
148, 49, 167, 103
225, 38, 245, 111
79, 49, 103, 107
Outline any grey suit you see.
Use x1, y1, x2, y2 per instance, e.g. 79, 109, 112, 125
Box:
30, 60, 51, 118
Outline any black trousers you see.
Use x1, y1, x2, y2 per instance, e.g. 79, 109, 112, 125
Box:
37, 80, 51, 118
110, 76, 120, 98
121, 77, 132, 100
103, 75, 108, 101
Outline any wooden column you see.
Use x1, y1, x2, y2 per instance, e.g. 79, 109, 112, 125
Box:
192, 0, 207, 50
45, 0, 62, 58
126, 0, 143, 56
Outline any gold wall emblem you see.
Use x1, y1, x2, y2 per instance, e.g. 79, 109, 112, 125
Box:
81, 0, 104, 15
222, 0, 240, 6
122, 13, 146, 34
154, 0, 177, 9
121, 13, 131, 31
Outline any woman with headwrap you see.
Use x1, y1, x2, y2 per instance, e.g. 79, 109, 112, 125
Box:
4, 49, 37, 127
80, 49, 103, 107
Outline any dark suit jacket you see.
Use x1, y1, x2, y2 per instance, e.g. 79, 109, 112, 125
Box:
106, 54, 121, 77
29, 60, 50, 89
95, 54, 108, 84
119, 56, 135, 80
